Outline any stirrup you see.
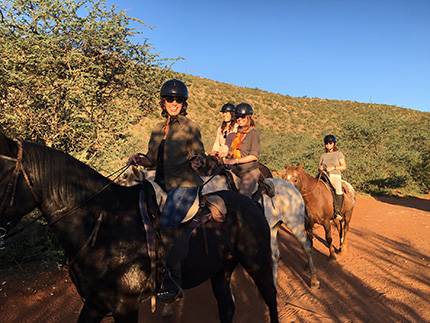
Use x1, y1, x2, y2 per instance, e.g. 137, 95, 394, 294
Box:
156, 269, 183, 302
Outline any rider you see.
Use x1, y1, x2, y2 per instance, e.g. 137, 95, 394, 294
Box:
223, 103, 261, 198
210, 103, 238, 158
318, 134, 346, 220
127, 79, 205, 302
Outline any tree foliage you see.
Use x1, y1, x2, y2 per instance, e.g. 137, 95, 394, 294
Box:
0, 0, 176, 166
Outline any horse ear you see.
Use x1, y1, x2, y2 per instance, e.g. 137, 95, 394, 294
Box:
298, 163, 304, 171
285, 164, 289, 169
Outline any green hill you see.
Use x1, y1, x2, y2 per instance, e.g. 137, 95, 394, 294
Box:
123, 74, 430, 196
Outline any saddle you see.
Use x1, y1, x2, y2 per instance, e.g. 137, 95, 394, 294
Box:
222, 168, 275, 201
137, 179, 229, 312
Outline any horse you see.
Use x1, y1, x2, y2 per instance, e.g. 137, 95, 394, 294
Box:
198, 155, 273, 181
200, 174, 320, 289
283, 163, 356, 260
0, 131, 278, 323
124, 166, 320, 289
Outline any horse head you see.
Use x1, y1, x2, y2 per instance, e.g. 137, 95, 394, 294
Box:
197, 155, 224, 176
0, 133, 40, 235
283, 163, 305, 191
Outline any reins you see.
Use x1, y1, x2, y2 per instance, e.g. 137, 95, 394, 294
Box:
300, 171, 323, 197
0, 140, 131, 245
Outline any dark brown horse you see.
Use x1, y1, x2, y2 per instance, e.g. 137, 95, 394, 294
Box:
0, 131, 278, 323
198, 155, 273, 181
283, 163, 356, 260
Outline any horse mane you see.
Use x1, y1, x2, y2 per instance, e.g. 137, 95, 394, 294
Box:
21, 140, 112, 205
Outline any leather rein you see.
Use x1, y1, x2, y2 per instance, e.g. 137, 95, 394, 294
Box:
295, 169, 323, 197
0, 140, 128, 251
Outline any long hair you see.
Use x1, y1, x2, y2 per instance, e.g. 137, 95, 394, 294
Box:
247, 115, 256, 128
220, 112, 237, 133
159, 98, 188, 118
325, 144, 339, 153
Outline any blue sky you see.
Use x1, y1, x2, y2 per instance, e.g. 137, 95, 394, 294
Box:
106, 0, 430, 113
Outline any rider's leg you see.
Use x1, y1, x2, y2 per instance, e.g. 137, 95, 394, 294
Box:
239, 168, 261, 199
157, 187, 197, 302
329, 174, 343, 220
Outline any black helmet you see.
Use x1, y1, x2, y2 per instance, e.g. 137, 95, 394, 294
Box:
324, 134, 337, 143
235, 103, 253, 117
220, 103, 235, 113
160, 79, 188, 98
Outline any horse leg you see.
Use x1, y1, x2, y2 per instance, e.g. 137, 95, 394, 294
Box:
323, 221, 336, 261
77, 300, 107, 323
111, 295, 140, 323
340, 214, 351, 253
210, 262, 238, 323
289, 225, 320, 289
270, 224, 281, 286
239, 256, 279, 323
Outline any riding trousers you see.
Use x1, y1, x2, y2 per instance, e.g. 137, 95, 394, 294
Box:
329, 173, 343, 195
160, 186, 199, 229
239, 168, 261, 199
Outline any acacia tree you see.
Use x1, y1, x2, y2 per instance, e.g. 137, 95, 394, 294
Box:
0, 0, 177, 166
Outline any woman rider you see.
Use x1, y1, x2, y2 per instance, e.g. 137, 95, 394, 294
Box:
210, 103, 238, 158
318, 134, 346, 220
127, 79, 205, 302
223, 103, 261, 199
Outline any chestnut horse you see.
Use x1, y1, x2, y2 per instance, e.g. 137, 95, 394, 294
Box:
283, 163, 356, 260
0, 131, 278, 323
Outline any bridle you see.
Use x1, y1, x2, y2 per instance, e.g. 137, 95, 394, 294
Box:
0, 141, 41, 249
0, 141, 40, 227
287, 166, 322, 197
0, 140, 130, 251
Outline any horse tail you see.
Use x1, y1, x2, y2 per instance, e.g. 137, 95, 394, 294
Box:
304, 206, 313, 232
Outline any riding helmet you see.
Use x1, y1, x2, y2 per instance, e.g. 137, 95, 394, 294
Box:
220, 103, 236, 113
235, 103, 253, 117
324, 134, 337, 144
160, 79, 188, 98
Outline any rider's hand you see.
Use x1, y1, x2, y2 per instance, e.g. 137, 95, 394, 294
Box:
190, 155, 202, 170
127, 153, 140, 166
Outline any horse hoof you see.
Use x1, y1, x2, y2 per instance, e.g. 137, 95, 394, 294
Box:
311, 280, 321, 289
162, 304, 174, 318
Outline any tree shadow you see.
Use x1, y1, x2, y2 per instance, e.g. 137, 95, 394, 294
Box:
373, 195, 430, 212
276, 224, 430, 322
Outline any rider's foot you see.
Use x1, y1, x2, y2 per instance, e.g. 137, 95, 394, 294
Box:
156, 277, 183, 302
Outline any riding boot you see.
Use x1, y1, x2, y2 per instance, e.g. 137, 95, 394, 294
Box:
157, 228, 184, 302
334, 194, 344, 220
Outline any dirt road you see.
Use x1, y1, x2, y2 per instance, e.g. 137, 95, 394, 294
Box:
1, 195, 430, 322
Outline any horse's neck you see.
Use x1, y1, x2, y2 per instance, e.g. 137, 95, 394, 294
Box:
24, 142, 111, 218
300, 171, 320, 193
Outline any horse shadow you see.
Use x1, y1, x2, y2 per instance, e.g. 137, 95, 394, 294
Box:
275, 224, 430, 322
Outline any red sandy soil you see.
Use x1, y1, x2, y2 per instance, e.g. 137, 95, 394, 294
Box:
1, 195, 430, 322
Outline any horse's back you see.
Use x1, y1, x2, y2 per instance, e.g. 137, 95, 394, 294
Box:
262, 178, 306, 228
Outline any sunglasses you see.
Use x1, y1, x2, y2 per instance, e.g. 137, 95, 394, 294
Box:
325, 141, 334, 145
236, 116, 247, 119
164, 97, 186, 104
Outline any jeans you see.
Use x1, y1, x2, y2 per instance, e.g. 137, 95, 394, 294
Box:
160, 187, 199, 229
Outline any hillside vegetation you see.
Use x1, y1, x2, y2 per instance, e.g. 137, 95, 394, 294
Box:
125, 75, 430, 197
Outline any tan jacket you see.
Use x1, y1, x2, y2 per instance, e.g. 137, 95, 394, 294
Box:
146, 116, 205, 190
